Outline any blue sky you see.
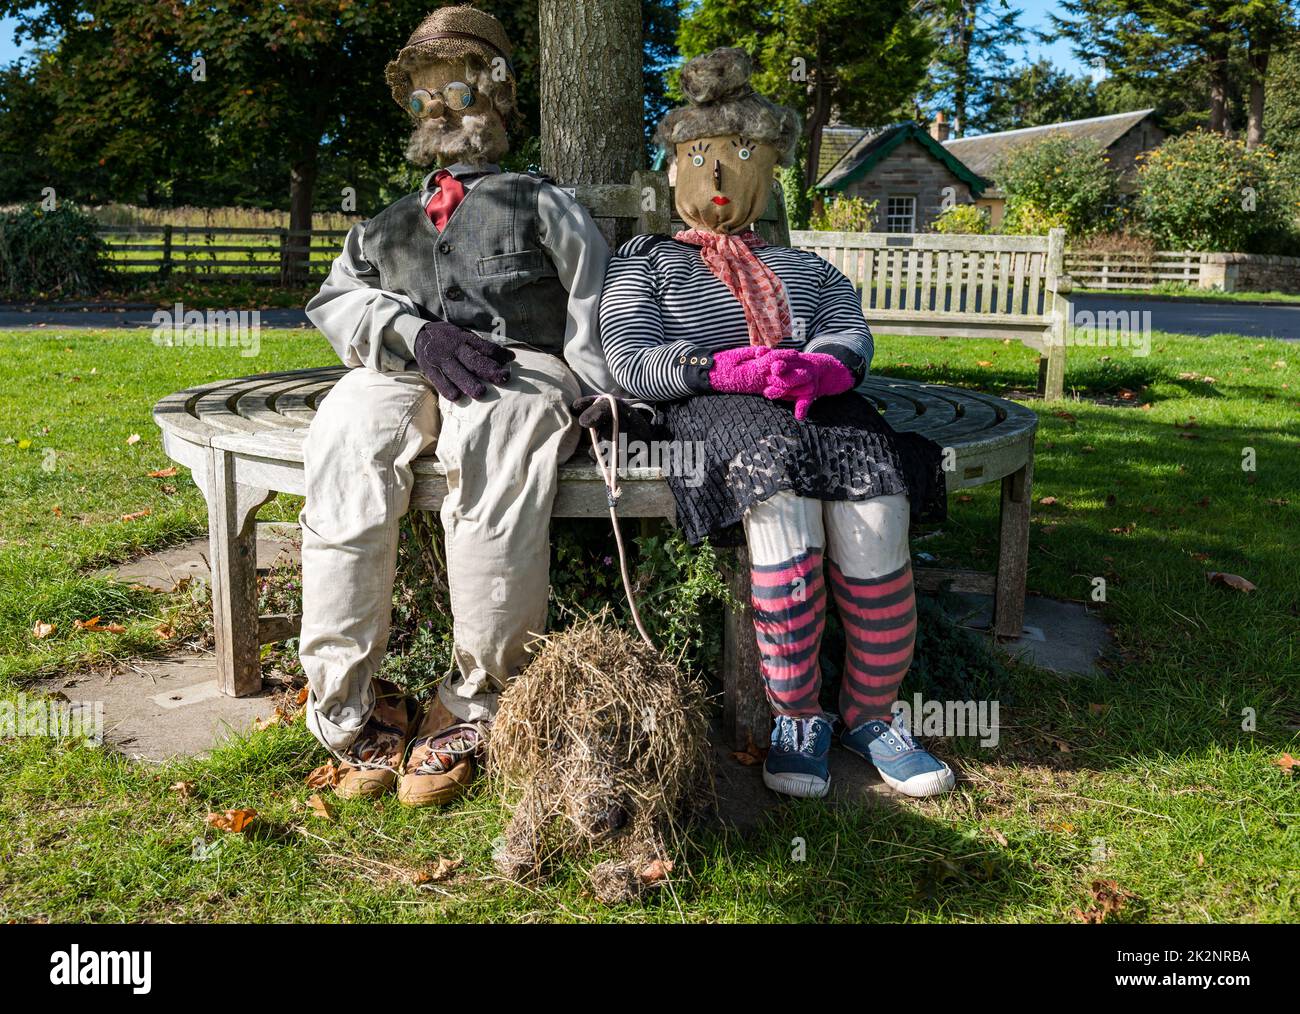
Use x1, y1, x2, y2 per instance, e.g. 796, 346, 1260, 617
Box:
0, 3, 1091, 75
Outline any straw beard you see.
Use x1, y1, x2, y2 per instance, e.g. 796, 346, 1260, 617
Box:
405, 113, 508, 167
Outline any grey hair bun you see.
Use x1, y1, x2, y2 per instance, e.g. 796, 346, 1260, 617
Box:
679, 47, 754, 105
655, 47, 801, 167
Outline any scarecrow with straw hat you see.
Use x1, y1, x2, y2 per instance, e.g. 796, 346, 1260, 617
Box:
592, 48, 954, 801
300, 5, 620, 807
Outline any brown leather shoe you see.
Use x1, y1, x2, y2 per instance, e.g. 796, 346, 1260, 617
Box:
398, 703, 487, 808
335, 679, 415, 799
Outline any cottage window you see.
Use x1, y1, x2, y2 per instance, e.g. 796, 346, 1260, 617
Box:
886, 196, 916, 233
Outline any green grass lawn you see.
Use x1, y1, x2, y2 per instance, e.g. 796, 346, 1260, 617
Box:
0, 326, 1296, 923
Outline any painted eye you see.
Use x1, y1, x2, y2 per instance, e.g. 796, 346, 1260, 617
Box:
691, 154, 705, 167
444, 81, 474, 109
737, 147, 752, 160
408, 89, 434, 116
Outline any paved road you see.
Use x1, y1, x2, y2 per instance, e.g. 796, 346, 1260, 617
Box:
1, 295, 1297, 340
1070, 294, 1300, 340
0, 307, 311, 329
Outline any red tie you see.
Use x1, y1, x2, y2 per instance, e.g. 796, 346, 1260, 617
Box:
424, 169, 466, 232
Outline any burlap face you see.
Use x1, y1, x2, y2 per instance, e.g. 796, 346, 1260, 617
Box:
403, 57, 509, 166
673, 135, 780, 235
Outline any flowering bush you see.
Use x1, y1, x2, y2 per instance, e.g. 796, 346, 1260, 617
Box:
1135, 130, 1296, 253
809, 194, 878, 232
933, 203, 990, 234
996, 133, 1117, 236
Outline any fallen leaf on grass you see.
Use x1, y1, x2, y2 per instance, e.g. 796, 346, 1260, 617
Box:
72, 616, 124, 633
307, 794, 335, 821
148, 467, 178, 478
976, 360, 993, 367
640, 858, 674, 883
305, 762, 340, 789
170, 780, 195, 799
1109, 523, 1136, 535
1206, 571, 1256, 593
1074, 879, 1135, 924
154, 623, 175, 640
295, 686, 309, 707
958, 494, 974, 503
1274, 753, 1296, 774
121, 509, 151, 522
52, 505, 62, 517
205, 809, 256, 833
1039, 496, 1059, 506
1052, 410, 1077, 423
32, 621, 56, 639
413, 857, 462, 884
985, 827, 1009, 847
1089, 703, 1111, 716
125, 433, 141, 446
254, 709, 288, 731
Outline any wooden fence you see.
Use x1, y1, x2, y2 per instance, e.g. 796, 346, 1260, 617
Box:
1060, 249, 1205, 290
97, 224, 350, 284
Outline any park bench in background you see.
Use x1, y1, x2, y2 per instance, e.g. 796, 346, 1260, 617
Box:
152, 175, 1038, 751
791, 228, 1072, 400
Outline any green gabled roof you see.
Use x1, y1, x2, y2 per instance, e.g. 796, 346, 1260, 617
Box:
816, 122, 989, 197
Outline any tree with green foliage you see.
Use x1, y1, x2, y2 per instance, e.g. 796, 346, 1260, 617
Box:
677, 0, 933, 190
913, 0, 1026, 136
996, 133, 1118, 236
1049, 0, 1300, 143
979, 59, 1101, 132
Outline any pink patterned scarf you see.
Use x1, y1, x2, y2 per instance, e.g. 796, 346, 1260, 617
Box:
675, 228, 792, 348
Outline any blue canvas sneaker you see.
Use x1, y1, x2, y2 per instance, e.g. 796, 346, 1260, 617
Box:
763, 714, 832, 798
841, 718, 956, 797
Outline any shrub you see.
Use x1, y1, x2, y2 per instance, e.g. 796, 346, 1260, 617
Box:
0, 203, 108, 300
996, 133, 1117, 236
779, 163, 813, 231
1135, 130, 1297, 253
933, 203, 990, 234
809, 194, 878, 232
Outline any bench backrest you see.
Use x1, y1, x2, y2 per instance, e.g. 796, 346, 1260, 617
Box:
790, 228, 1067, 332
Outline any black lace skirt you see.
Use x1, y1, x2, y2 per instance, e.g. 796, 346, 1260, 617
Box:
658, 392, 948, 546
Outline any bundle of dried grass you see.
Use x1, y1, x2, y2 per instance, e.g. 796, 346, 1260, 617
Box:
488, 611, 713, 903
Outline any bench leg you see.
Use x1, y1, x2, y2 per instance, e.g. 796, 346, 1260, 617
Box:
993, 454, 1033, 639
1037, 344, 1066, 401
206, 448, 275, 696
718, 544, 770, 751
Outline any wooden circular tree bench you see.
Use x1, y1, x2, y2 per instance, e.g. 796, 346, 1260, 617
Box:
153, 367, 1036, 749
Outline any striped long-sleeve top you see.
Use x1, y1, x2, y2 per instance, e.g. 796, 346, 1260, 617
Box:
598, 233, 874, 403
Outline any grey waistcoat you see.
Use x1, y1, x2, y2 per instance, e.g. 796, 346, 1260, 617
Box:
363, 172, 568, 351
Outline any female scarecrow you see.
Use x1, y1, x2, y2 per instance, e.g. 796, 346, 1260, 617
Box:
591, 48, 953, 799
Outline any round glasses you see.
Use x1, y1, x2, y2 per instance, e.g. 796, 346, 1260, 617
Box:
408, 81, 475, 118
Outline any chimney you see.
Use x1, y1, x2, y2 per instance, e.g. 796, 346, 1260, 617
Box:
929, 111, 949, 143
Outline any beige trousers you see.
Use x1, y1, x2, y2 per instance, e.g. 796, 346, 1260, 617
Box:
299, 345, 581, 754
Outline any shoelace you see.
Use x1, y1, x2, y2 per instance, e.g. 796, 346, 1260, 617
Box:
412, 723, 485, 775
778, 716, 825, 755
340, 720, 405, 774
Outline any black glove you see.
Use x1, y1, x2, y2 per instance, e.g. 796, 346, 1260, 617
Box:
413, 321, 515, 401
572, 395, 662, 462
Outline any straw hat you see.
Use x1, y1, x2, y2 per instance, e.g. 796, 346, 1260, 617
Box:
385, 6, 515, 111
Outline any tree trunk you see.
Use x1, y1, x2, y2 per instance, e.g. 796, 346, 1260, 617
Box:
285, 157, 317, 285
952, 0, 974, 138
1208, 41, 1230, 134
1247, 45, 1269, 148
539, 0, 643, 185
803, 73, 833, 192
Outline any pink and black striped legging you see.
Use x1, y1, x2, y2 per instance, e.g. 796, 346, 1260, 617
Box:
743, 490, 916, 730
